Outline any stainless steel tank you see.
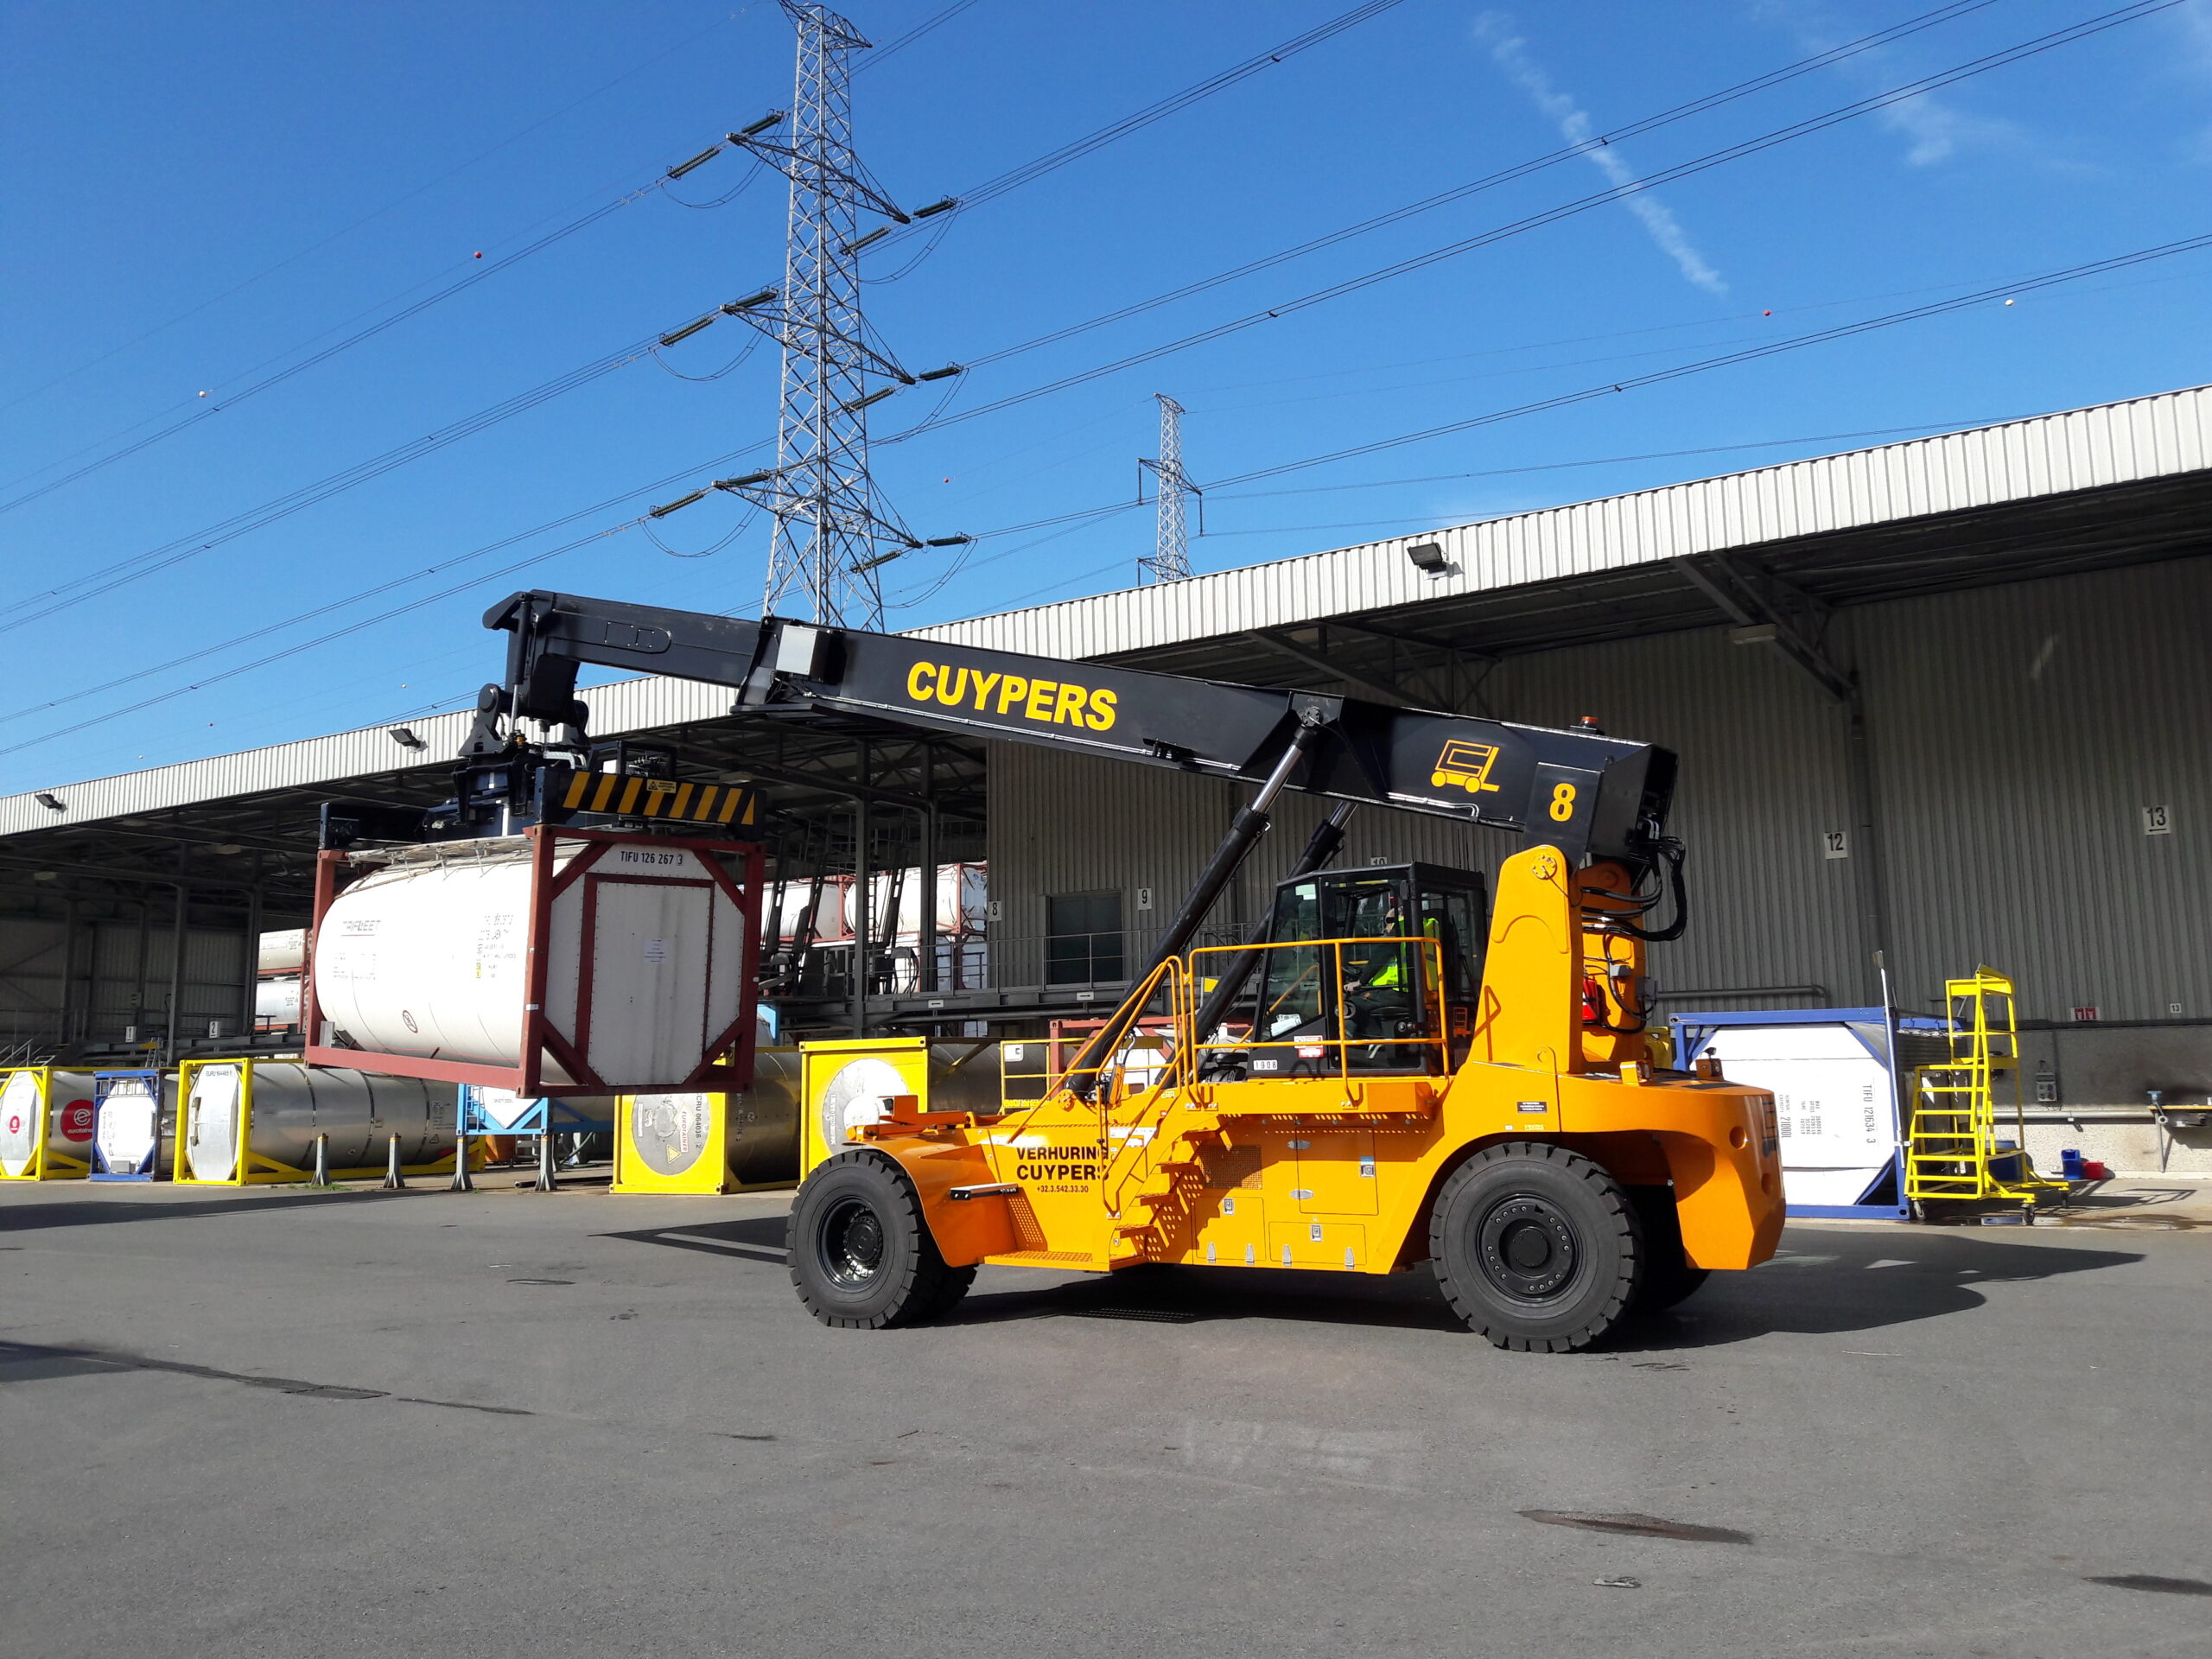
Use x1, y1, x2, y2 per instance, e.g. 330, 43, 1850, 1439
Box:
181, 1061, 457, 1181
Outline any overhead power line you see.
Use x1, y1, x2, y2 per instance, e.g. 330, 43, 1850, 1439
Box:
0, 289, 787, 633
0, 0, 1397, 630
0, 5, 766, 418
959, 0, 2009, 376
884, 0, 2184, 445
14, 228, 2202, 761
881, 235, 2212, 605
0, 441, 775, 734
1205, 236, 2212, 489
0, 121, 775, 518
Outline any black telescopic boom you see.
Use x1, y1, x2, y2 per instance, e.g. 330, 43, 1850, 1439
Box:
1067, 718, 1326, 1102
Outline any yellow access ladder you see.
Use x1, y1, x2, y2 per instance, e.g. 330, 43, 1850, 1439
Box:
1904, 968, 2066, 1206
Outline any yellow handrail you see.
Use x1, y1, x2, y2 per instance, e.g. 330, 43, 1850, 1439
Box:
1187, 934, 1450, 1081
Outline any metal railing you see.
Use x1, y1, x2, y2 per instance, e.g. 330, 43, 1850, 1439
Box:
1189, 935, 1449, 1082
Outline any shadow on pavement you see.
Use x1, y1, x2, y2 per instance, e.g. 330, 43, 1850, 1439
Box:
596, 1215, 790, 1264
1613, 1224, 2144, 1352
597, 1209, 2151, 1348
0, 1188, 412, 1233
952, 1224, 2146, 1347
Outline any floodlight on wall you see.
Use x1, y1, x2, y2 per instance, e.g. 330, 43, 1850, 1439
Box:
31, 871, 57, 882
1728, 623, 1779, 645
1407, 542, 1449, 575
209, 843, 245, 856
387, 728, 428, 752
33, 791, 64, 812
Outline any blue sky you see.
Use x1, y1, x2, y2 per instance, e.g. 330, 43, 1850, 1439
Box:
2, 0, 2208, 791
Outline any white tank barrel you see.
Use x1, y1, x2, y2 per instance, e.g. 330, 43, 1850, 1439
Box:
840, 864, 988, 941
311, 836, 753, 1092
256, 976, 302, 1026
314, 844, 550, 1069
0, 1070, 97, 1178
182, 1062, 458, 1182
772, 882, 847, 944
258, 928, 306, 974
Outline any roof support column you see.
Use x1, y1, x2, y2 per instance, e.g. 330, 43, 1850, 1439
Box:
851, 741, 870, 1038
1844, 676, 1894, 1008
918, 745, 938, 996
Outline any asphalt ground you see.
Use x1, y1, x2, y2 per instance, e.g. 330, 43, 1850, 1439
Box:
3, 1175, 2208, 1658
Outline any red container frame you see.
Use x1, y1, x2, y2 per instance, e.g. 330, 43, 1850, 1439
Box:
302, 824, 764, 1096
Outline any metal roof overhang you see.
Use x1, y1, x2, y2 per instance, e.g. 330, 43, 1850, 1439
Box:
3, 383, 2207, 913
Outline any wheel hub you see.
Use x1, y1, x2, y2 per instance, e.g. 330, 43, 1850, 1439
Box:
821, 1198, 887, 1290
1477, 1195, 1579, 1300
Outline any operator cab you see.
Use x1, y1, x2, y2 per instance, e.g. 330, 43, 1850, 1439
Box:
1240, 862, 1487, 1077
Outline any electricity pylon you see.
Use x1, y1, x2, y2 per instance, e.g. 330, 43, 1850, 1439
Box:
1138, 393, 1198, 583
726, 2, 928, 627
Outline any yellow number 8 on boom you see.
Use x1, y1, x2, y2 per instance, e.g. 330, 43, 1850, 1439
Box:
1548, 781, 1578, 822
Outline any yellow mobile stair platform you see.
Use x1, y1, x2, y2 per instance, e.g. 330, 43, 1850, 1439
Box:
1904, 968, 2069, 1215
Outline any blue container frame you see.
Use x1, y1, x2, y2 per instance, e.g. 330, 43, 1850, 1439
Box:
88, 1068, 168, 1182
456, 1085, 616, 1141
1669, 1006, 1944, 1220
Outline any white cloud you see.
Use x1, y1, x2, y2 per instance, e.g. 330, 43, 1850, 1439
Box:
1474, 14, 1729, 296
1752, 0, 2029, 168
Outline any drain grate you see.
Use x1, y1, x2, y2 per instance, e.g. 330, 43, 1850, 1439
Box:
1522, 1510, 1751, 1545
1071, 1306, 1198, 1324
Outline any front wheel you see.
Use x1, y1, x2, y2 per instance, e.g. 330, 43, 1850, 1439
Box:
1429, 1141, 1643, 1352
1628, 1184, 1710, 1313
788, 1152, 966, 1329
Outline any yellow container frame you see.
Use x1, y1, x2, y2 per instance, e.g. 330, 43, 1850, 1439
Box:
612, 1091, 734, 1194
801, 1037, 934, 1176
175, 1057, 462, 1186
0, 1066, 94, 1181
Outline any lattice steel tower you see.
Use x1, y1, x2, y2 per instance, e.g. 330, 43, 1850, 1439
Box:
734, 2, 919, 626
1139, 393, 1197, 583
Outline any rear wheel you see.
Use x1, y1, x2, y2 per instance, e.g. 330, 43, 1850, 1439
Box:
1628, 1185, 1710, 1313
1429, 1141, 1642, 1352
788, 1153, 963, 1329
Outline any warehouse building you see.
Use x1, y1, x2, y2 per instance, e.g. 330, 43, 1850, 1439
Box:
0, 384, 2204, 1163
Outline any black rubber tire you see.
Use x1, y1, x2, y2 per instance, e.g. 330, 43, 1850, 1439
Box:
916, 1264, 978, 1322
1627, 1185, 1711, 1313
787, 1152, 961, 1330
1429, 1141, 1643, 1352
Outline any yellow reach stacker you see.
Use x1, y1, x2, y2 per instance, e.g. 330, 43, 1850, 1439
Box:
420, 589, 1790, 1351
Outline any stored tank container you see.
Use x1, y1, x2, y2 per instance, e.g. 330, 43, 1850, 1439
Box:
179, 1061, 460, 1183
622, 1048, 803, 1189
90, 1071, 175, 1179
840, 864, 988, 941
255, 976, 302, 1029
772, 881, 849, 944
307, 829, 762, 1096
0, 1068, 97, 1179
258, 928, 307, 974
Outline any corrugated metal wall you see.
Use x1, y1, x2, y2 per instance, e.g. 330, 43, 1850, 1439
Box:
1485, 625, 1866, 1007
1860, 559, 2212, 1023
984, 556, 2209, 1036
987, 745, 1239, 983
993, 625, 1865, 1007
0, 918, 250, 1047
